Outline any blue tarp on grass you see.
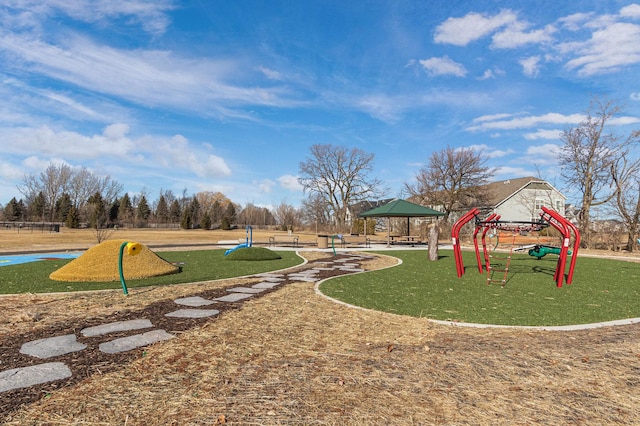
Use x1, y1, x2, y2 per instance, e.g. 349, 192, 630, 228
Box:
0, 253, 81, 267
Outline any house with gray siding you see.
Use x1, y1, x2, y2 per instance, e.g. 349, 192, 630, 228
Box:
480, 177, 566, 222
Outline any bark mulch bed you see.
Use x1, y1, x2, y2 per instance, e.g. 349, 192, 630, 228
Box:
1, 251, 640, 425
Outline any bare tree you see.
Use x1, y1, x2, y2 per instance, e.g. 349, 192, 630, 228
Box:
301, 193, 332, 233
19, 164, 122, 223
405, 146, 494, 222
18, 163, 72, 221
611, 151, 640, 252
298, 144, 384, 232
559, 97, 639, 248
273, 201, 301, 231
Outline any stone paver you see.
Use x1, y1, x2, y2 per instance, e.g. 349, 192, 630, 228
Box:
0, 363, 72, 393
81, 319, 153, 337
174, 296, 218, 307
226, 286, 265, 294
165, 309, 220, 318
99, 330, 174, 354
252, 281, 281, 289
20, 334, 87, 359
213, 293, 254, 302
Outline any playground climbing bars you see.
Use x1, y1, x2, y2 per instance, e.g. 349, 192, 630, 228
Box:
451, 207, 580, 287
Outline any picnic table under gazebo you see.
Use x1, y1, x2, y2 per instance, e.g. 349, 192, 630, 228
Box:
358, 199, 444, 247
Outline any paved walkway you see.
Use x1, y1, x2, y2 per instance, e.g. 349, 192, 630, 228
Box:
0, 253, 373, 394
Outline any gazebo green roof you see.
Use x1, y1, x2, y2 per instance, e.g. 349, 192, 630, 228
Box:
359, 199, 444, 218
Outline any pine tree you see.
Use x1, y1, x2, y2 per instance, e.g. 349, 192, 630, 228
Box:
200, 212, 212, 230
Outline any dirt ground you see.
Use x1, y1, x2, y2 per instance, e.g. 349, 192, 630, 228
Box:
1, 228, 640, 425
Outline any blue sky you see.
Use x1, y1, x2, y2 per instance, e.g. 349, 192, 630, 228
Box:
2, 1, 640, 209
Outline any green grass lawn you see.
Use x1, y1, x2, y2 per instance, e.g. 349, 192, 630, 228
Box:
0, 249, 302, 294
320, 250, 640, 326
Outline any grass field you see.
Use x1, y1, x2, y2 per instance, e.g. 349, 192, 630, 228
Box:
319, 250, 640, 326
0, 249, 302, 294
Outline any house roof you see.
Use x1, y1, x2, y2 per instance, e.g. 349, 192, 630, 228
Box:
484, 177, 565, 208
359, 199, 444, 218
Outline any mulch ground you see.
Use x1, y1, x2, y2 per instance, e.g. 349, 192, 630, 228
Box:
0, 253, 368, 422
1, 250, 640, 425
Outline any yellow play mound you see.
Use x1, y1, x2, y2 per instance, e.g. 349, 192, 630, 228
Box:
49, 239, 180, 282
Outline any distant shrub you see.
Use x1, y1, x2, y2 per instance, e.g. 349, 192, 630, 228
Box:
224, 247, 282, 261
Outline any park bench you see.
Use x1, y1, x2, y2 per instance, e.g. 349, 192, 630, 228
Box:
340, 234, 371, 248
269, 235, 299, 247
389, 235, 425, 246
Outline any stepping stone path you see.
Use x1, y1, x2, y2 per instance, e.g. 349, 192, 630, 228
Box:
1, 253, 374, 397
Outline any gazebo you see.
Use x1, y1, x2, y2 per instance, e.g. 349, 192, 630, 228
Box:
358, 199, 444, 247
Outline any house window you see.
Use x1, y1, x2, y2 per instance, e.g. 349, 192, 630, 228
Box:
556, 200, 563, 211
535, 199, 545, 211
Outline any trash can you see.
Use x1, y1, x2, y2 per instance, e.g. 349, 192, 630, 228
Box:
317, 235, 328, 249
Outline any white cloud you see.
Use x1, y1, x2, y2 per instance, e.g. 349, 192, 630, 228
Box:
620, 4, 640, 19
472, 113, 515, 123
492, 23, 556, 48
558, 13, 594, 31
610, 116, 640, 125
467, 144, 514, 158
0, 160, 27, 181
466, 112, 583, 132
103, 123, 130, 140
356, 94, 403, 122
522, 144, 563, 166
254, 179, 275, 193
277, 175, 303, 191
631, 92, 640, 101
520, 56, 541, 77
434, 10, 518, 46
523, 129, 563, 140
0, 32, 296, 117
419, 56, 467, 77
5, 0, 175, 35
1, 124, 232, 180
479, 69, 494, 80
561, 22, 640, 75
257, 66, 283, 81
493, 166, 532, 177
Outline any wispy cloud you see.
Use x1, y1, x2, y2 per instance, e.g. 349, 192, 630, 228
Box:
466, 113, 584, 132
0, 32, 299, 117
519, 56, 542, 77
3, 0, 176, 35
418, 56, 467, 77
1, 124, 232, 179
523, 129, 563, 140
560, 22, 640, 75
434, 10, 518, 46
277, 175, 303, 192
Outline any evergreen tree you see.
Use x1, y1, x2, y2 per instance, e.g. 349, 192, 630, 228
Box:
87, 192, 107, 229
169, 199, 182, 224
136, 195, 151, 226
30, 191, 47, 221
119, 193, 133, 226
156, 195, 169, 224
188, 196, 201, 227
65, 205, 80, 228
180, 209, 192, 229
200, 212, 212, 230
220, 216, 231, 230
223, 202, 237, 227
4, 198, 22, 221
109, 199, 120, 224
55, 193, 72, 223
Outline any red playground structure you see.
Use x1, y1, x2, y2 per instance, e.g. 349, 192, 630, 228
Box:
452, 206, 580, 287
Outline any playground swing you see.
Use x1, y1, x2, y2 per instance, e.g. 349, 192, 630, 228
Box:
452, 207, 580, 288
